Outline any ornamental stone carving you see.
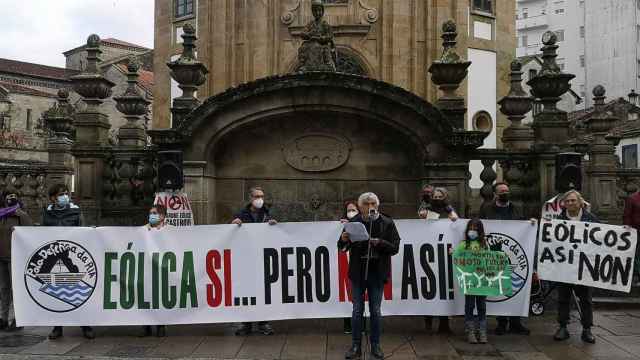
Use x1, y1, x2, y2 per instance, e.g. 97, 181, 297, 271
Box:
282, 133, 351, 172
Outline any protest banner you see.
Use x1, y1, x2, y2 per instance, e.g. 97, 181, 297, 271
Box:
453, 249, 512, 297
153, 192, 193, 226
537, 219, 638, 292
12, 219, 536, 326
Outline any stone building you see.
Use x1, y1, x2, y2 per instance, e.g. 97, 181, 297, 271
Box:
0, 38, 154, 163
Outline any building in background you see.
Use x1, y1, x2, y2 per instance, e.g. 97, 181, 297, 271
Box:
154, 0, 517, 188
517, 0, 640, 109
0, 38, 154, 163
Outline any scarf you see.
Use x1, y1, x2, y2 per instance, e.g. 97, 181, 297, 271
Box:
0, 205, 19, 220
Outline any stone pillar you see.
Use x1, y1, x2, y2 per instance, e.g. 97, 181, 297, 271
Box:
167, 23, 208, 128
70, 34, 115, 225
43, 89, 76, 188
499, 60, 534, 151
428, 20, 471, 130
585, 86, 623, 223
114, 58, 150, 148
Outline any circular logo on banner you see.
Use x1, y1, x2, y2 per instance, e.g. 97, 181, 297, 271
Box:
24, 240, 97, 312
485, 232, 529, 303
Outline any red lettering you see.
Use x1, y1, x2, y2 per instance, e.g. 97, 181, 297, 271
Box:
338, 252, 352, 302
206, 250, 222, 307
155, 195, 166, 207
224, 249, 232, 307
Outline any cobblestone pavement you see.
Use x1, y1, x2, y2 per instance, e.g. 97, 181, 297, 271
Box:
0, 310, 637, 359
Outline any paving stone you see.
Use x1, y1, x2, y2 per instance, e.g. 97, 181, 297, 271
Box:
280, 334, 326, 360
410, 334, 459, 357
18, 337, 84, 356
235, 334, 287, 359
147, 335, 204, 358
501, 352, 553, 360
191, 334, 245, 358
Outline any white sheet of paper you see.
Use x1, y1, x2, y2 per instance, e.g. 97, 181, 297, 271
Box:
343, 222, 370, 242
426, 210, 441, 220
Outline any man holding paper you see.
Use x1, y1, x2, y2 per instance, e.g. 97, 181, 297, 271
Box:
339, 192, 400, 360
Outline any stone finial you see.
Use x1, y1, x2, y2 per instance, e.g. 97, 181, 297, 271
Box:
57, 88, 69, 100
87, 34, 101, 48
499, 59, 534, 150
541, 30, 557, 45
114, 55, 150, 147
43, 88, 75, 142
439, 20, 461, 64
127, 56, 140, 73
311, 0, 322, 5
593, 85, 606, 108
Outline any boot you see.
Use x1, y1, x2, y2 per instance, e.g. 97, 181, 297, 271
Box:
156, 325, 166, 337
345, 343, 361, 359
235, 323, 251, 336
509, 319, 531, 335
495, 319, 507, 335
140, 326, 152, 337
477, 326, 488, 344
466, 322, 478, 344
581, 328, 596, 344
437, 317, 452, 334
343, 318, 352, 334
48, 326, 63, 340
554, 326, 570, 341
82, 326, 95, 340
6, 320, 20, 332
370, 343, 384, 359
258, 322, 274, 335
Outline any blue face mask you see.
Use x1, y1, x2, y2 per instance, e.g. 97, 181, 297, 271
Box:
56, 194, 69, 208
467, 230, 479, 240
149, 213, 161, 225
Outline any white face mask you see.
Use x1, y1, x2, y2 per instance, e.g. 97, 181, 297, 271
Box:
252, 198, 264, 209
346, 210, 358, 219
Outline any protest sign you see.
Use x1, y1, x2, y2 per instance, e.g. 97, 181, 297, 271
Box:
537, 219, 638, 292
13, 220, 536, 326
154, 192, 193, 226
453, 249, 512, 297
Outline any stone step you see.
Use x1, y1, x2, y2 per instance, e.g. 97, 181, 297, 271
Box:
593, 296, 640, 309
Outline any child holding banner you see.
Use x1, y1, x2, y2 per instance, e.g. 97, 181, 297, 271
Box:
455, 219, 489, 344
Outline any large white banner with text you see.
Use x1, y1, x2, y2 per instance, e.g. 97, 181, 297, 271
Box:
12, 220, 536, 326
537, 219, 637, 292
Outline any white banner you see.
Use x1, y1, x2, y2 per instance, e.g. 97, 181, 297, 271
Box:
537, 219, 638, 292
12, 220, 536, 326
153, 192, 193, 226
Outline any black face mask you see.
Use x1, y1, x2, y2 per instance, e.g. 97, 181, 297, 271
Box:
6, 198, 18, 207
497, 194, 509, 202
431, 199, 446, 208
422, 194, 431, 202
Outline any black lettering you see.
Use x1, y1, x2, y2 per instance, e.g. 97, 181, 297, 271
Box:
420, 244, 436, 300
263, 248, 278, 305
618, 232, 632, 251
315, 247, 331, 303
281, 247, 295, 304
541, 222, 553, 242
599, 255, 613, 283
555, 223, 570, 242
613, 257, 632, 286
296, 247, 313, 303
539, 247, 555, 263
588, 227, 602, 245
437, 243, 447, 300
554, 247, 567, 263
604, 230, 618, 247
569, 224, 582, 243
401, 244, 418, 300
578, 252, 599, 281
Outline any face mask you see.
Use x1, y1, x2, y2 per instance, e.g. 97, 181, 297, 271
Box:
467, 230, 479, 240
431, 199, 445, 208
149, 214, 161, 225
56, 194, 69, 208
422, 194, 431, 202
346, 210, 358, 219
6, 198, 18, 207
368, 208, 380, 221
498, 193, 509, 202
252, 198, 264, 209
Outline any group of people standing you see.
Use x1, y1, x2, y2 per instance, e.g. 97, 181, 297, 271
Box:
0, 181, 609, 359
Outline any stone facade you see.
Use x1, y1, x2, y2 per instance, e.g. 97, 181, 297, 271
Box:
153, 0, 516, 141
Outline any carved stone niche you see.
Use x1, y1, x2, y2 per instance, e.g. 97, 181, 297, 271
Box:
282, 0, 378, 36
282, 133, 352, 172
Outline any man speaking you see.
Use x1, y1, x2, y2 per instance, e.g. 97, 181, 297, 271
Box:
339, 192, 400, 360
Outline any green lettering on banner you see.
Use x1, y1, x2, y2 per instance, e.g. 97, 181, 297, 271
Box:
152, 252, 160, 309
162, 252, 177, 308
103, 252, 118, 309
120, 251, 136, 309
452, 249, 512, 297
137, 253, 150, 309
180, 251, 198, 308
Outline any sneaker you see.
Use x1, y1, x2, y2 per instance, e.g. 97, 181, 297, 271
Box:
466, 323, 478, 344
509, 321, 530, 335
345, 344, 362, 359
581, 328, 596, 344
477, 328, 488, 344
235, 324, 251, 336
82, 326, 95, 340
258, 323, 274, 335
48, 326, 63, 340
554, 326, 570, 341
343, 320, 352, 334
370, 343, 384, 359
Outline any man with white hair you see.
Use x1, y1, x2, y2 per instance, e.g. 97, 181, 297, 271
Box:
553, 189, 598, 344
339, 192, 400, 360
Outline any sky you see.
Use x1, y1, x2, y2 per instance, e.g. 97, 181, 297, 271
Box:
0, 0, 154, 68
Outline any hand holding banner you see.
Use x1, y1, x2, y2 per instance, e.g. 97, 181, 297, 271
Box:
453, 249, 512, 297
537, 219, 638, 292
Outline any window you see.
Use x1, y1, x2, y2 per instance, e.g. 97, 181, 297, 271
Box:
472, 0, 493, 14
26, 109, 32, 130
623, 144, 638, 168
555, 8, 565, 14
580, 26, 585, 38
529, 69, 538, 80
555, 30, 565, 41
637, 59, 640, 77
523, 8, 528, 18
175, 0, 194, 18
522, 35, 528, 47
580, 55, 585, 67
322, 0, 348, 3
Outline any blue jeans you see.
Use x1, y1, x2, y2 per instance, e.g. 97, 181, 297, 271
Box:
464, 295, 487, 329
351, 271, 384, 346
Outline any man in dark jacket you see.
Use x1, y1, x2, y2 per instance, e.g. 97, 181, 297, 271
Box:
42, 183, 94, 340
339, 192, 400, 360
478, 182, 531, 336
553, 190, 598, 344
231, 186, 277, 336
623, 188, 640, 283
0, 191, 33, 331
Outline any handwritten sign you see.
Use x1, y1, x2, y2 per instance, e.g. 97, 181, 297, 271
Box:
453, 249, 513, 297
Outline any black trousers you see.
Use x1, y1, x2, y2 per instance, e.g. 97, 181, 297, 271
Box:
557, 284, 593, 328
496, 316, 523, 327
